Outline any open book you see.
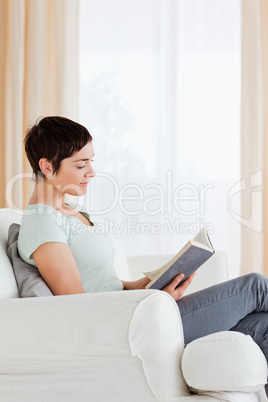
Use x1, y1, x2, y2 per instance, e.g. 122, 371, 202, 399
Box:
144, 228, 215, 290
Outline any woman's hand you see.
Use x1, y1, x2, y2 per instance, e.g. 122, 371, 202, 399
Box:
162, 272, 196, 301
122, 277, 151, 290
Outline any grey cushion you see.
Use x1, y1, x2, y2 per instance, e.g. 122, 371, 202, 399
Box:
7, 223, 53, 297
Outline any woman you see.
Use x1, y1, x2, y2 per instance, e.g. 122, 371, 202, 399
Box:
18, 116, 194, 298
18, 116, 268, 386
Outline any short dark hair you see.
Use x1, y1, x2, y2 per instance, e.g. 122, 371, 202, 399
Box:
24, 116, 92, 179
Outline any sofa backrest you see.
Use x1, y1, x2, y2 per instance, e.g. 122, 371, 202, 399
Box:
0, 208, 23, 298
0, 208, 132, 298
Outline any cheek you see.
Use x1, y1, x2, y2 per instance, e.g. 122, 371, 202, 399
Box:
70, 171, 82, 181
66, 169, 83, 182
54, 171, 80, 187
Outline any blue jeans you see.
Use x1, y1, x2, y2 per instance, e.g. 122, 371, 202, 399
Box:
177, 273, 268, 386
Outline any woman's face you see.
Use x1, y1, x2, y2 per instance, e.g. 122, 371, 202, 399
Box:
50, 141, 95, 196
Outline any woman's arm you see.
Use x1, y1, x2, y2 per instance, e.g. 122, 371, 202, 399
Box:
32, 242, 85, 295
121, 277, 151, 290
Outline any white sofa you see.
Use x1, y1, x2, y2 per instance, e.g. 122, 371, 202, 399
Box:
0, 208, 267, 402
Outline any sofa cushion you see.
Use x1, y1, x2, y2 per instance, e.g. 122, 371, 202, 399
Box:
0, 209, 24, 298
181, 331, 267, 393
7, 223, 53, 297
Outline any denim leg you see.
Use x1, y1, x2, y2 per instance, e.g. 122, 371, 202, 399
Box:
230, 312, 268, 364
231, 312, 268, 396
177, 272, 268, 345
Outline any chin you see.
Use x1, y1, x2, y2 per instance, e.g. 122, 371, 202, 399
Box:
66, 188, 87, 197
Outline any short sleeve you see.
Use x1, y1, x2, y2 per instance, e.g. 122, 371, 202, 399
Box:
18, 206, 68, 266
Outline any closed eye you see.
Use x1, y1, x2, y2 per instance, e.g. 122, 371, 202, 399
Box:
77, 166, 86, 169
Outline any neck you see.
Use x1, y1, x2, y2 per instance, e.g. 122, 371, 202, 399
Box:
28, 179, 66, 210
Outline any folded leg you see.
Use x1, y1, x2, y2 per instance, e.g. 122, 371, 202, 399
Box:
177, 273, 268, 345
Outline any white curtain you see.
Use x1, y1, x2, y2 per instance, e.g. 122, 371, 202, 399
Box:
79, 0, 241, 276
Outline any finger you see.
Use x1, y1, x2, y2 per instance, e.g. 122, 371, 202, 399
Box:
170, 273, 185, 289
184, 271, 196, 284
161, 274, 183, 294
177, 272, 196, 292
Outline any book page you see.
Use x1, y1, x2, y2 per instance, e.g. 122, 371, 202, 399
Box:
193, 228, 214, 251
144, 266, 163, 280
193, 228, 207, 245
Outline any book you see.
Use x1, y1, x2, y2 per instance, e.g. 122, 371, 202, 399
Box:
144, 228, 215, 290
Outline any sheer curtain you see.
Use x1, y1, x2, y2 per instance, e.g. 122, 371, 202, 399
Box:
79, 0, 241, 276
240, 0, 268, 276
0, 0, 78, 210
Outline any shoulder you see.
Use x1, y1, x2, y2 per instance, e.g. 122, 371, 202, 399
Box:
18, 204, 69, 261
21, 204, 66, 226
19, 204, 69, 242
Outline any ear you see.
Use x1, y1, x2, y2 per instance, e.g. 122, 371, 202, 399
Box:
39, 158, 54, 180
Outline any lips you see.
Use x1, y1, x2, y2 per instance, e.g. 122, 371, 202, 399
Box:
80, 182, 89, 186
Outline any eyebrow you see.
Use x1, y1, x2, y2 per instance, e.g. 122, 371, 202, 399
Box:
73, 154, 95, 162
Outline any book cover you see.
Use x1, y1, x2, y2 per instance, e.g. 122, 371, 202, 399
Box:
145, 228, 215, 290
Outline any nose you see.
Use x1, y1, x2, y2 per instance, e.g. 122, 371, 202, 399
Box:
85, 165, 95, 179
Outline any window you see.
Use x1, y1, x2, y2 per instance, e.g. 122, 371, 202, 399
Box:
79, 0, 241, 276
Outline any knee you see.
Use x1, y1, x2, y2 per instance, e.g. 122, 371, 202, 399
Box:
246, 272, 267, 286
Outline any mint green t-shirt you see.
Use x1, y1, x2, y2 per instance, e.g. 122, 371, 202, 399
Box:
18, 204, 123, 293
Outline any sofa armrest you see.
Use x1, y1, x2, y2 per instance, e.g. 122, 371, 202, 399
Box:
0, 290, 189, 400
182, 331, 267, 393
